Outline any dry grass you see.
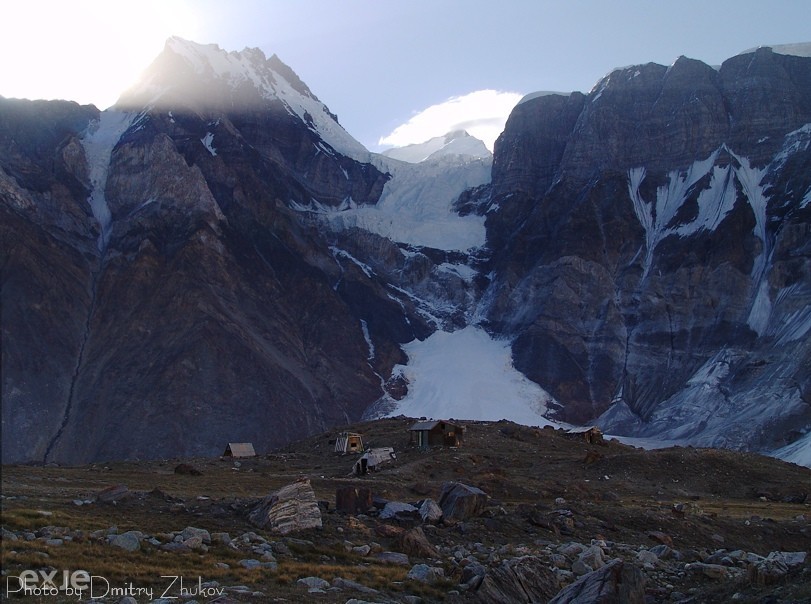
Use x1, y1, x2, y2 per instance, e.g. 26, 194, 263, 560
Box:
2, 417, 809, 603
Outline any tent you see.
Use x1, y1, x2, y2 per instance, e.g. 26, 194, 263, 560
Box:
353, 447, 396, 475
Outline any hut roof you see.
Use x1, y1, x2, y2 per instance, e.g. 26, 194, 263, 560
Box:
566, 426, 601, 434
223, 442, 256, 457
409, 419, 463, 431
409, 420, 441, 431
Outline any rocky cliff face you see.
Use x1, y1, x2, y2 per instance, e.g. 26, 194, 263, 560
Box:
479, 47, 811, 452
0, 41, 426, 464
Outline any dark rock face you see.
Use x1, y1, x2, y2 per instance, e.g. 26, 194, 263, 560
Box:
0, 46, 417, 464
482, 48, 811, 450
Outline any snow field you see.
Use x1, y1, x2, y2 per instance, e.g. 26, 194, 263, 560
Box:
384, 326, 555, 426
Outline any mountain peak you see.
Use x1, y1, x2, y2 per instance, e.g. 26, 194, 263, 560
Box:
382, 130, 491, 163
117, 37, 368, 161
737, 41, 811, 58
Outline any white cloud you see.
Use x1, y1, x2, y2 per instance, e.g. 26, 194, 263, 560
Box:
378, 89, 523, 152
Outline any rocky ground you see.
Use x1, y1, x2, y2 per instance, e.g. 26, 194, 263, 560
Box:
1, 417, 809, 603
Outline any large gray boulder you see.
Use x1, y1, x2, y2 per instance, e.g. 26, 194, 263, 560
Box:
379, 501, 419, 521
438, 482, 488, 521
548, 558, 646, 604
473, 556, 559, 603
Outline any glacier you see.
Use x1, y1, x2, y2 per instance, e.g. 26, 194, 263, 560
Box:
378, 326, 556, 426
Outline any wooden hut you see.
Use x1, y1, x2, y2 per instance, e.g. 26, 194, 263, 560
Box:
409, 419, 464, 449
334, 432, 364, 454
565, 426, 604, 445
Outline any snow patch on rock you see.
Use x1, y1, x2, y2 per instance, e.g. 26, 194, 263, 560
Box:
80, 110, 136, 250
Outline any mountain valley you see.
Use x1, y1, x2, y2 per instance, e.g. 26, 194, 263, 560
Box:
1, 38, 810, 467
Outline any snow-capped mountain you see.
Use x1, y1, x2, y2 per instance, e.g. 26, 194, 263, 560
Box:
119, 36, 370, 162
382, 130, 491, 163
2, 39, 810, 466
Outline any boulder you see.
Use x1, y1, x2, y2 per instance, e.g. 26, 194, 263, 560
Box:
160, 542, 192, 554
460, 559, 488, 589
748, 551, 808, 586
331, 577, 380, 594
174, 463, 202, 476
473, 556, 559, 603
96, 484, 130, 504
181, 536, 206, 551
646, 531, 673, 547
375, 551, 410, 566
438, 482, 488, 521
379, 501, 420, 521
336, 486, 373, 515
108, 531, 140, 552
297, 576, 330, 591
375, 523, 405, 538
636, 550, 659, 567
685, 562, 735, 580
576, 545, 606, 573
418, 498, 443, 524
399, 527, 440, 558
548, 559, 646, 604
407, 564, 445, 584
180, 526, 211, 544
748, 556, 789, 586
249, 478, 322, 534
766, 551, 807, 569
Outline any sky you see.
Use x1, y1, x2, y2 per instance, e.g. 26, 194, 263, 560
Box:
1, 0, 809, 151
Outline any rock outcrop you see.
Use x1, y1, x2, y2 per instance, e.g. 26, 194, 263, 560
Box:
248, 478, 322, 534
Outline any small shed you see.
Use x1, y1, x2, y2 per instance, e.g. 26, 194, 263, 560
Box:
335, 432, 364, 454
409, 419, 464, 449
223, 442, 256, 458
353, 447, 396, 475
565, 426, 604, 445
